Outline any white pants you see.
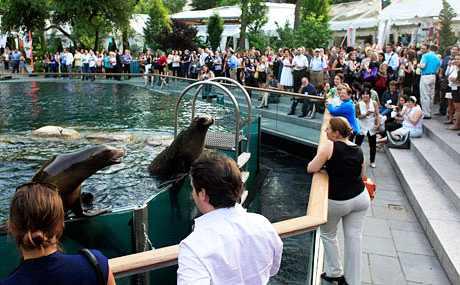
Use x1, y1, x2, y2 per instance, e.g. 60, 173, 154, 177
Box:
320, 190, 370, 285
420, 75, 436, 117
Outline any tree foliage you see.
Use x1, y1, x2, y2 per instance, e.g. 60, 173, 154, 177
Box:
164, 0, 187, 13
239, 0, 268, 49
274, 15, 331, 49
144, 0, 172, 49
439, 0, 458, 54
155, 20, 198, 51
207, 13, 224, 51
136, 0, 186, 14
1, 0, 51, 33
191, 0, 218, 10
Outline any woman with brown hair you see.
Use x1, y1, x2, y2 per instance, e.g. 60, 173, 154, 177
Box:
308, 117, 370, 285
1, 183, 116, 285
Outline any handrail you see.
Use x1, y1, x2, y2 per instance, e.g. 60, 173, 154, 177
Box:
3, 72, 325, 101
174, 80, 242, 155
109, 112, 332, 279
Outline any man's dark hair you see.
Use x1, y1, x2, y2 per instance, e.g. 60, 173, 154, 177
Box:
190, 152, 243, 208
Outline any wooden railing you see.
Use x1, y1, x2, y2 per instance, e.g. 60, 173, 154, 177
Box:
109, 112, 331, 278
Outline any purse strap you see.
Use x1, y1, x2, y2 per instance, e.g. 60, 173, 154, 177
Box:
80, 248, 105, 285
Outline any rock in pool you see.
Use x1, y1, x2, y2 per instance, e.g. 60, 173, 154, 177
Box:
32, 126, 81, 139
85, 133, 134, 143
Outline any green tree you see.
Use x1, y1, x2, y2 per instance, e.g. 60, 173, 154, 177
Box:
51, 0, 137, 50
164, 0, 187, 13
207, 13, 224, 51
1, 0, 50, 33
191, 0, 218, 10
274, 15, 331, 49
294, 0, 330, 29
238, 0, 268, 49
155, 20, 198, 51
144, 0, 172, 49
439, 0, 458, 54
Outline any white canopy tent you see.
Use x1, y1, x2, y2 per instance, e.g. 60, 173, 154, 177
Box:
377, 0, 460, 47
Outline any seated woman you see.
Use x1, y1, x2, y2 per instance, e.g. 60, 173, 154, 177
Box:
1, 183, 116, 285
378, 96, 423, 144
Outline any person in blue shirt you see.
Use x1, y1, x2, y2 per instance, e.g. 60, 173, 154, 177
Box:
327, 83, 361, 140
1, 183, 116, 285
419, 44, 441, 118
288, 77, 317, 117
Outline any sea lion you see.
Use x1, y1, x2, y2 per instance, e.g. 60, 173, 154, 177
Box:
32, 126, 80, 139
32, 145, 125, 217
148, 115, 214, 178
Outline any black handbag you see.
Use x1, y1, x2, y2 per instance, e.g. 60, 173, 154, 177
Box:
387, 130, 411, 149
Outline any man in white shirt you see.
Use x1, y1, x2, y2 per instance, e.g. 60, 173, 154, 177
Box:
292, 47, 309, 94
384, 44, 399, 79
177, 153, 283, 285
65, 49, 74, 78
309, 48, 327, 88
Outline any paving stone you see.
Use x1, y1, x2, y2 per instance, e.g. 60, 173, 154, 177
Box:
363, 236, 396, 257
392, 230, 434, 256
372, 205, 417, 222
399, 252, 451, 285
363, 217, 391, 238
369, 254, 406, 284
387, 220, 423, 233
361, 253, 372, 283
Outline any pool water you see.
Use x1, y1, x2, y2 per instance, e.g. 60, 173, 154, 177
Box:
0, 81, 238, 222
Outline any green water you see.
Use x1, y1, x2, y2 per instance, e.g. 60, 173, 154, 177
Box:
0, 81, 239, 222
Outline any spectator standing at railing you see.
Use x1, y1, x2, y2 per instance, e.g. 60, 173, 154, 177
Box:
2, 48, 10, 71
81, 50, 89, 80
280, 49, 293, 91
1, 183, 116, 285
122, 50, 132, 79
88, 50, 97, 81
309, 48, 327, 88
177, 153, 283, 285
11, 49, 20, 73
65, 49, 74, 78
326, 84, 361, 141
307, 116, 370, 285
292, 48, 309, 93
227, 49, 238, 80
74, 50, 82, 78
418, 44, 441, 119
181, 49, 191, 78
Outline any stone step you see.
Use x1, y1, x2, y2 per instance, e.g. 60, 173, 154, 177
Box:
386, 147, 460, 285
423, 118, 460, 164
411, 137, 460, 212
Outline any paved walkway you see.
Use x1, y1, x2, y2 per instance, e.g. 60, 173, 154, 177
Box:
332, 149, 451, 285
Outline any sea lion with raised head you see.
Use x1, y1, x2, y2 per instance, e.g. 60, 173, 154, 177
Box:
148, 115, 214, 179
32, 145, 125, 217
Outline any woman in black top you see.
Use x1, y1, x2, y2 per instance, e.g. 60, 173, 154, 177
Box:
308, 116, 370, 285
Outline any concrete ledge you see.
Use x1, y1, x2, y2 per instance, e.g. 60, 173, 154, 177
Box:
423, 119, 460, 164
411, 137, 460, 212
386, 147, 460, 285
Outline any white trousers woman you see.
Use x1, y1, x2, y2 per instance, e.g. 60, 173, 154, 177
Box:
320, 190, 370, 285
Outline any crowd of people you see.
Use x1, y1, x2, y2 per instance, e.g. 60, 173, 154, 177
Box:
1, 39, 457, 285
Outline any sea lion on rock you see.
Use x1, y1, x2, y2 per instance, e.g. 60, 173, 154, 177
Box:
32, 126, 80, 139
148, 115, 214, 178
32, 145, 125, 217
